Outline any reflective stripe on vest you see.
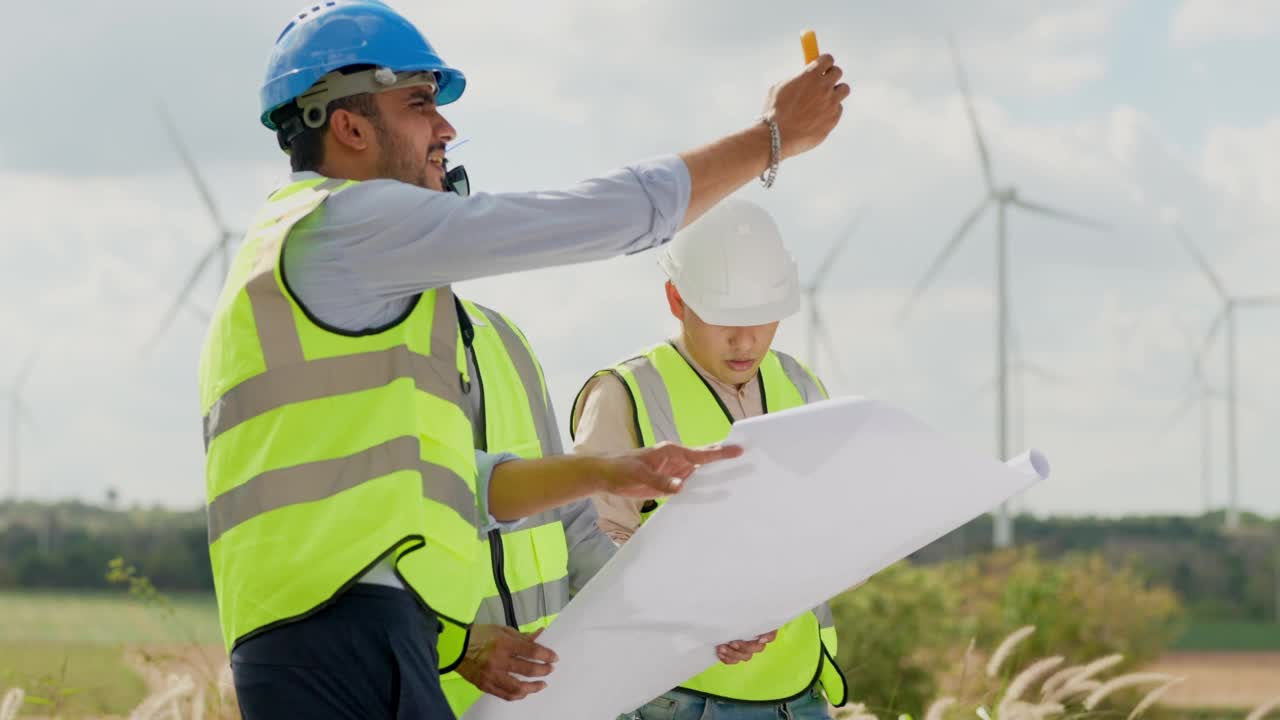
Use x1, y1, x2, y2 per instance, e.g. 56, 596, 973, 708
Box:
199, 177, 483, 656
572, 342, 848, 706
441, 301, 573, 716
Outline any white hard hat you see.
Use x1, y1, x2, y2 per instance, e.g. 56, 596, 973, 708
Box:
658, 199, 801, 327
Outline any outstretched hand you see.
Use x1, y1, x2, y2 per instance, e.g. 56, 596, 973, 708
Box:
597, 442, 743, 499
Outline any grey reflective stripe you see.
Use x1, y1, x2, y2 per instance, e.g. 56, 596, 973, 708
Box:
813, 602, 835, 629
205, 345, 464, 446
240, 180, 349, 369
206, 435, 477, 544
205, 287, 463, 445
246, 269, 304, 368
478, 575, 571, 627
472, 304, 556, 457
619, 356, 681, 443
776, 351, 827, 401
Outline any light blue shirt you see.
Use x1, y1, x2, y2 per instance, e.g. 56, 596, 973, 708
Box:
279, 156, 688, 582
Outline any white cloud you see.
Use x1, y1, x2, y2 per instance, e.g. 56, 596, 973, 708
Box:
1171, 0, 1280, 47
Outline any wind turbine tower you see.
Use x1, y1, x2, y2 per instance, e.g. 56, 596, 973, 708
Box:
1174, 225, 1280, 530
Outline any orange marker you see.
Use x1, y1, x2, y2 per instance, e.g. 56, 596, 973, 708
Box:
801, 30, 819, 65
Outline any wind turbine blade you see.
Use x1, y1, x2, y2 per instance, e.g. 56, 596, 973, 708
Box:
1193, 306, 1228, 371
1156, 391, 1197, 439
1021, 361, 1067, 385
1173, 226, 1228, 300
897, 196, 989, 323
812, 311, 850, 391
183, 302, 212, 323
13, 351, 38, 392
15, 398, 36, 432
140, 241, 220, 352
809, 207, 865, 291
948, 36, 995, 191
1010, 197, 1108, 231
157, 103, 227, 232
969, 374, 998, 403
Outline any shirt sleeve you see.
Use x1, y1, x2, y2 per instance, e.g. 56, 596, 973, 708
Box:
558, 499, 619, 594
571, 374, 645, 544
476, 450, 524, 533
284, 156, 690, 329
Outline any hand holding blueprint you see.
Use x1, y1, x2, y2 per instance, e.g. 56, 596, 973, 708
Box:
466, 396, 1049, 719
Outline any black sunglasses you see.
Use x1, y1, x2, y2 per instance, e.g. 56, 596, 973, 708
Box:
444, 164, 470, 198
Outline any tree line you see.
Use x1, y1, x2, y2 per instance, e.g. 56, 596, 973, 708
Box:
1, 500, 1277, 621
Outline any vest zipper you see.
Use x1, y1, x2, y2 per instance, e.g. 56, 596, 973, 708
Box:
489, 528, 519, 628
456, 297, 520, 630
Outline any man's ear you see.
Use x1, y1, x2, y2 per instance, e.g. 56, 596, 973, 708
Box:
328, 108, 372, 152
664, 281, 685, 321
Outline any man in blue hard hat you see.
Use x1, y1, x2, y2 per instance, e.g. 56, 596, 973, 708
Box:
202, 1, 850, 717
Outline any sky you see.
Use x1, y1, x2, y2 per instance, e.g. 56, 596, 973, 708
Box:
1, 0, 1278, 518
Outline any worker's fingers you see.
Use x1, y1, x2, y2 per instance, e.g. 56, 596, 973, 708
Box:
679, 444, 744, 467
498, 629, 559, 664
618, 461, 684, 497
756, 630, 779, 644
823, 65, 844, 85
716, 643, 752, 664
729, 638, 769, 655
485, 672, 546, 701
808, 53, 836, 74
499, 655, 555, 679
834, 83, 852, 103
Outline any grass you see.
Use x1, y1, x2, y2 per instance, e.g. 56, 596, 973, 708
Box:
0, 591, 221, 716
0, 643, 147, 716
1173, 621, 1280, 652
0, 590, 220, 646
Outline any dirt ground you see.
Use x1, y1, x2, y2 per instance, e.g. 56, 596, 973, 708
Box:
1142, 652, 1280, 709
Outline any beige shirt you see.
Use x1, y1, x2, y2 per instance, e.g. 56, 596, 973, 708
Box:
572, 337, 763, 543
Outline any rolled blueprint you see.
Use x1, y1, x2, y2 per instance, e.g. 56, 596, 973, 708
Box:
466, 397, 1050, 719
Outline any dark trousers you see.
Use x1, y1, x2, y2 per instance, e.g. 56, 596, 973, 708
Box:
231, 584, 454, 719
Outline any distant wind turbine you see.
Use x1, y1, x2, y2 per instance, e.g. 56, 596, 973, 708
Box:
1174, 224, 1280, 530
898, 37, 1108, 549
6, 352, 38, 500
1158, 318, 1222, 515
802, 208, 863, 391
142, 104, 241, 351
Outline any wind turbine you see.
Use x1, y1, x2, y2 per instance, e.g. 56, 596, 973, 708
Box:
142, 104, 241, 351
898, 38, 1107, 548
6, 353, 37, 500
801, 208, 863, 392
1174, 225, 1280, 530
1158, 318, 1222, 515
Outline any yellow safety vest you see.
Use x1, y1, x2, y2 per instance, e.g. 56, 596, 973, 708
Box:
440, 299, 573, 715
571, 342, 848, 706
198, 177, 482, 667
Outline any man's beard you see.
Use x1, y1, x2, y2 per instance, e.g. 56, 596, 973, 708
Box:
374, 127, 439, 191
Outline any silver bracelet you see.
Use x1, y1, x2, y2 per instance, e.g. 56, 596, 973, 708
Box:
759, 116, 780, 189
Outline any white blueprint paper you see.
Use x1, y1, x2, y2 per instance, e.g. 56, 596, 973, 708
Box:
465, 397, 1050, 719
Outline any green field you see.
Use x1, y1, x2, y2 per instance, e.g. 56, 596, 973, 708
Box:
0, 590, 220, 645
0, 591, 221, 716
1173, 620, 1280, 651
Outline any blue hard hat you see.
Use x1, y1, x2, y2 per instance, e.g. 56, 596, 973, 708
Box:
260, 0, 466, 130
